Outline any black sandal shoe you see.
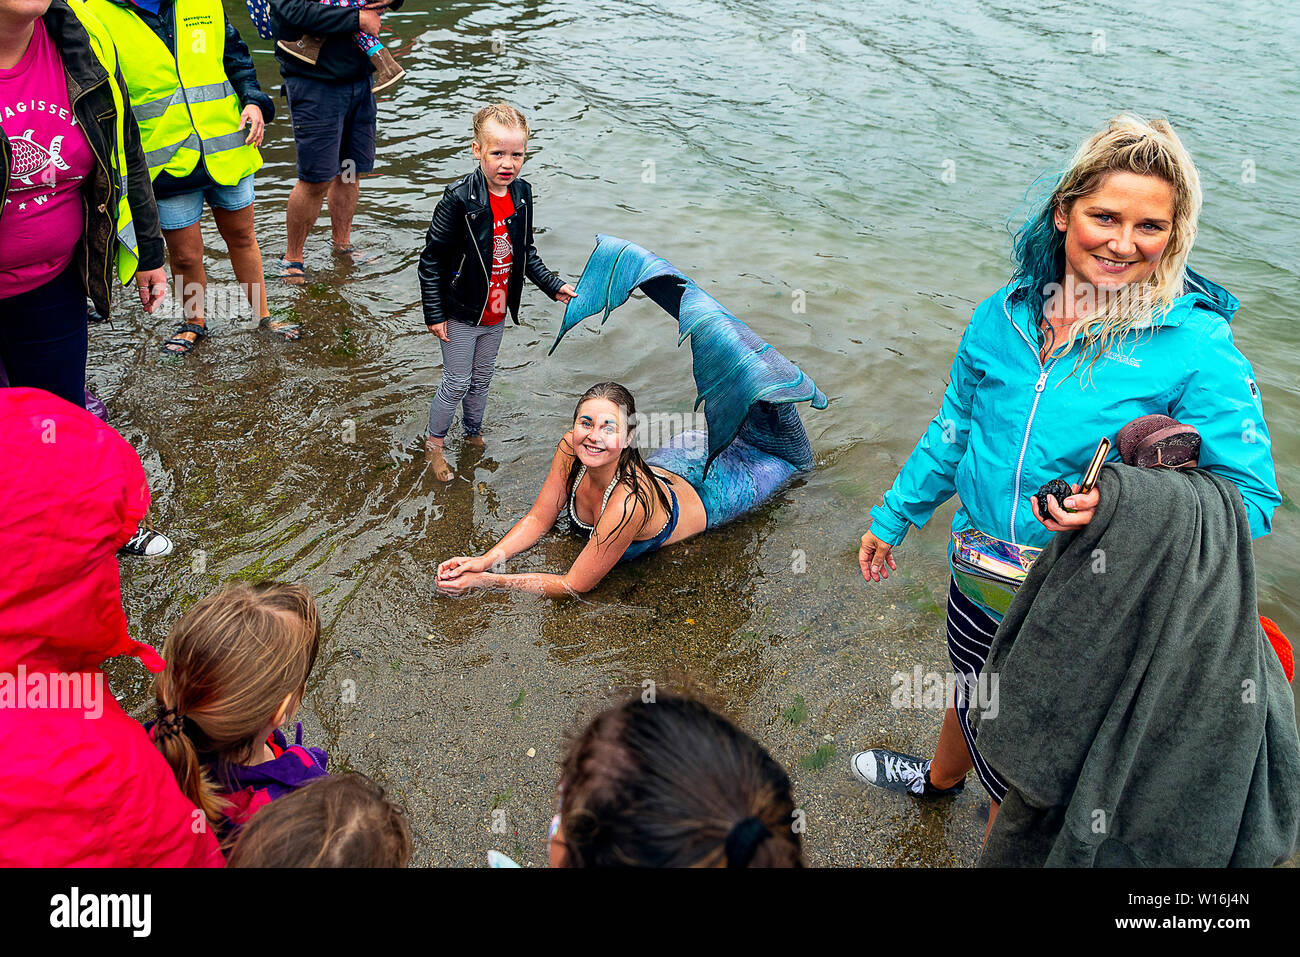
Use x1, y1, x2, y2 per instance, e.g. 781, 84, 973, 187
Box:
161, 322, 208, 355
279, 259, 307, 285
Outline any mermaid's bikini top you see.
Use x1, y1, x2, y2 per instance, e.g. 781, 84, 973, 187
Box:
568, 465, 677, 562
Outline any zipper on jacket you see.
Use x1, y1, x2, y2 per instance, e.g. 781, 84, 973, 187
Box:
465, 211, 490, 325
69, 75, 116, 309
1004, 293, 1061, 545
0, 135, 9, 229
520, 196, 530, 324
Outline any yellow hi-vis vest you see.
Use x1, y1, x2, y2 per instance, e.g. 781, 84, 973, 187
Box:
82, 0, 261, 185
65, 0, 139, 284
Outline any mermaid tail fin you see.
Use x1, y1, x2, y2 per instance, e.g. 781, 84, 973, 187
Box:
552, 235, 827, 474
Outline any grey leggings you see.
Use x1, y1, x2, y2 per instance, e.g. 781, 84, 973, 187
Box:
428, 319, 505, 439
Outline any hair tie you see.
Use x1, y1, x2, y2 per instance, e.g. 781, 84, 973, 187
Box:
725, 816, 771, 868
155, 705, 185, 739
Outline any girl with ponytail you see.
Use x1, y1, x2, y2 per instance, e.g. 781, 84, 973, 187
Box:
436, 381, 709, 596
150, 582, 327, 843
546, 694, 803, 868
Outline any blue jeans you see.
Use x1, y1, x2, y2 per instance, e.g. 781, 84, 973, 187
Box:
156, 174, 256, 230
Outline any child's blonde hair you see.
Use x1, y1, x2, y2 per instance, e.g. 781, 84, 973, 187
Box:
151, 582, 321, 829
473, 102, 530, 145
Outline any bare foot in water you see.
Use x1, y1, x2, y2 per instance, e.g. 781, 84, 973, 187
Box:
464, 434, 485, 448
425, 439, 454, 482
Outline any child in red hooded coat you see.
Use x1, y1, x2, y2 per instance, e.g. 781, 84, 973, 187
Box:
0, 387, 223, 867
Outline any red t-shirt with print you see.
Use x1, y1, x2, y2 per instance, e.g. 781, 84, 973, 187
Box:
479, 190, 514, 326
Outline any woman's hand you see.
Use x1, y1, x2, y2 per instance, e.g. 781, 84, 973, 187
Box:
428, 322, 449, 341
135, 268, 167, 313
240, 105, 265, 147
556, 284, 576, 304
859, 530, 897, 583
1032, 482, 1100, 532
437, 555, 490, 581
436, 570, 490, 594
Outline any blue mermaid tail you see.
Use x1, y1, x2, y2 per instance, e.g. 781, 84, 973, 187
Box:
552, 235, 828, 529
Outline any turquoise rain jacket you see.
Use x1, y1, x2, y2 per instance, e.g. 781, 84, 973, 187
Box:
869, 270, 1280, 552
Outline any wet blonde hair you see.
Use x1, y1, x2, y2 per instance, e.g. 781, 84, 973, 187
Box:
152, 582, 321, 829
473, 102, 530, 146
1012, 113, 1202, 376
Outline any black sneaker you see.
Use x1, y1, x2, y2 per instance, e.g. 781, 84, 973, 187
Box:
850, 748, 965, 796
119, 524, 175, 558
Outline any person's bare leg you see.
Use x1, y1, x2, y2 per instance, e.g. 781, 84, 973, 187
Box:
212, 203, 267, 319
163, 223, 207, 350
326, 174, 359, 251
216, 202, 298, 340
984, 801, 1000, 844
928, 700, 975, 790
285, 178, 330, 267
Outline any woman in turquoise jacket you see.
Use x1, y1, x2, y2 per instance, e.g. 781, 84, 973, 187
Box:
851, 114, 1280, 831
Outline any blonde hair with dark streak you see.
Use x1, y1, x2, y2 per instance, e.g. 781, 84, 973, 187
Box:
1012, 113, 1202, 378
152, 582, 321, 829
472, 102, 530, 145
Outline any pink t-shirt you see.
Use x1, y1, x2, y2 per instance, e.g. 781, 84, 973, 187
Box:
0, 18, 95, 298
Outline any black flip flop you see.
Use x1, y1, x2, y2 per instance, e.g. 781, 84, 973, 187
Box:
161, 322, 208, 355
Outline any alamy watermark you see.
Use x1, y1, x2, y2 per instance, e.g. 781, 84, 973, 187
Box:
158, 276, 262, 324
628, 411, 708, 451
0, 666, 103, 719
891, 665, 999, 719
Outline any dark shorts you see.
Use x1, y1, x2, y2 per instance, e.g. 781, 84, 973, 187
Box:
284, 75, 377, 184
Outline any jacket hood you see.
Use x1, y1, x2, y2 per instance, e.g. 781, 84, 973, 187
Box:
0, 388, 163, 673
1179, 267, 1240, 323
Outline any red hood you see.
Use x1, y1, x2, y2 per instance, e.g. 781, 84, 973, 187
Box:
0, 388, 163, 673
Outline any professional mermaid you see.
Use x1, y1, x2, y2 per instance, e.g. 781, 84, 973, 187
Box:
436, 235, 827, 596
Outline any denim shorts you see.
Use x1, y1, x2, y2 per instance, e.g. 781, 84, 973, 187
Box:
285, 75, 377, 183
156, 174, 256, 231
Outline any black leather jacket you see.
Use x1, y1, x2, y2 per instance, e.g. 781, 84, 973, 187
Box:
0, 0, 163, 318
417, 168, 566, 327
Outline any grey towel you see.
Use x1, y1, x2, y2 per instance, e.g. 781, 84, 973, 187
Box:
973, 464, 1300, 867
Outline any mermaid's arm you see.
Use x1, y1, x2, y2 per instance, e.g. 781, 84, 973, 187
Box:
480, 489, 647, 596
439, 436, 574, 583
